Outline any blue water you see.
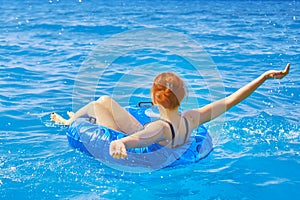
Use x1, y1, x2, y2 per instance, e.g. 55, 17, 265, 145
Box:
1, 0, 299, 199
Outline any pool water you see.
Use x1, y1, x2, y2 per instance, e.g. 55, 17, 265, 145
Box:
1, 0, 299, 199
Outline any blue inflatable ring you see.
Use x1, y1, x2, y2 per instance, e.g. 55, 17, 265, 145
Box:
66, 104, 213, 170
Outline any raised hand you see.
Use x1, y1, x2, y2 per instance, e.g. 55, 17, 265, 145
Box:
264, 63, 290, 79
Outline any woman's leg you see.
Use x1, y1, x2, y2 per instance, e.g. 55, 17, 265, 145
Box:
51, 102, 97, 125
51, 96, 143, 134
95, 96, 143, 134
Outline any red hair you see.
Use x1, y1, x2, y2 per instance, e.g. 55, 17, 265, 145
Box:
151, 72, 185, 109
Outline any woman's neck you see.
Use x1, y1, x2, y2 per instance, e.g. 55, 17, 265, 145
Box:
158, 105, 180, 122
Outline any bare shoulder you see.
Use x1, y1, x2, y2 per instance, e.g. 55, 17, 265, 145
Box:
143, 120, 166, 135
139, 120, 167, 143
144, 119, 165, 128
182, 109, 201, 130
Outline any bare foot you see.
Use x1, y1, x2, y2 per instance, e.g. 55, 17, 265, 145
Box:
67, 111, 75, 118
50, 112, 70, 125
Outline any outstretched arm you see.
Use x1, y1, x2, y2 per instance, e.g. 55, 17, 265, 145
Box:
109, 121, 164, 159
185, 63, 290, 128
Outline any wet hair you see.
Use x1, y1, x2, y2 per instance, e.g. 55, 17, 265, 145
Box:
151, 72, 185, 109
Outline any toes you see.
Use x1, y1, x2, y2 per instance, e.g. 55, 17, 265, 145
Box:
50, 113, 56, 121
50, 112, 71, 125
50, 112, 62, 123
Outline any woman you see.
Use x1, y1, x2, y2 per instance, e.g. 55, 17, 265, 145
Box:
51, 63, 290, 159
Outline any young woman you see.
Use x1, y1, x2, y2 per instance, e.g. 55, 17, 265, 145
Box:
51, 63, 290, 159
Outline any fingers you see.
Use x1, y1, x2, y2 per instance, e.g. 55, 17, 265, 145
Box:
268, 63, 291, 79
273, 71, 284, 79
282, 63, 290, 74
111, 149, 127, 159
276, 63, 290, 79
109, 141, 128, 159
111, 150, 128, 159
